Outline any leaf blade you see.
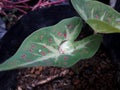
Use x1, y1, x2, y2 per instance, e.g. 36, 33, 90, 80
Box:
0, 17, 83, 71
71, 0, 120, 33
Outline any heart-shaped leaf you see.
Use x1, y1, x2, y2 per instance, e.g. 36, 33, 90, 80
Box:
0, 17, 102, 71
71, 0, 120, 33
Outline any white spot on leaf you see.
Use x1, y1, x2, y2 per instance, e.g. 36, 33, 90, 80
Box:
59, 41, 74, 55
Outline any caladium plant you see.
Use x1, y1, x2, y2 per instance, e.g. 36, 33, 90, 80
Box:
0, 17, 102, 71
71, 0, 120, 33
1, 0, 120, 71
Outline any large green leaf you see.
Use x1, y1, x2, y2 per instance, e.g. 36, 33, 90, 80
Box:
0, 17, 102, 71
71, 0, 120, 33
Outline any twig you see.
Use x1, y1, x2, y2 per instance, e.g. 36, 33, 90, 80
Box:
31, 69, 69, 87
4, 0, 30, 4
32, 0, 65, 11
0, 0, 30, 16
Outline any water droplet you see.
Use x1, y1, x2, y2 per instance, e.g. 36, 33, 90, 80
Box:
38, 49, 41, 53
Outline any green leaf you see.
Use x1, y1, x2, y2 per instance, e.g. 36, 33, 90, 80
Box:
71, 0, 120, 33
0, 17, 82, 71
0, 17, 102, 71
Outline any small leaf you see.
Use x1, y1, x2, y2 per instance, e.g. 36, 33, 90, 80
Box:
71, 0, 120, 33
87, 19, 120, 33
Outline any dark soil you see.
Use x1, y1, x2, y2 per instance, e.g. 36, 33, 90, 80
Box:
17, 46, 117, 90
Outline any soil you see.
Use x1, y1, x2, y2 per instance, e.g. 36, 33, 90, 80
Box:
16, 46, 117, 90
